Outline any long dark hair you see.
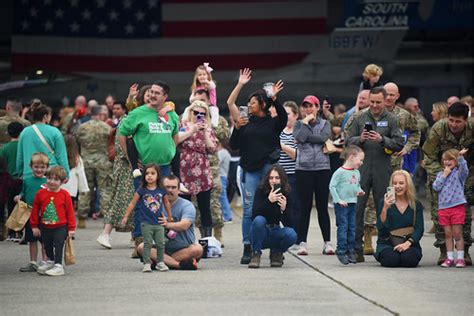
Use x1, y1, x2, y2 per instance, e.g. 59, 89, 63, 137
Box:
64, 134, 79, 169
141, 163, 161, 188
259, 164, 291, 195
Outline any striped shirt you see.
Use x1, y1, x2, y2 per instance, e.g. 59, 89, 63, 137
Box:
279, 130, 297, 175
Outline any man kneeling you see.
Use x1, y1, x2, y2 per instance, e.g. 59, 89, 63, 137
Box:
137, 175, 203, 270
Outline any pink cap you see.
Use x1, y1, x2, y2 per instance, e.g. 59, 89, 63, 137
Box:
302, 95, 320, 106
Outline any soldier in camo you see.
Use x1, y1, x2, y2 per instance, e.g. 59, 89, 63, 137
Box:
75, 105, 113, 229
423, 102, 473, 265
192, 89, 230, 246
0, 99, 30, 149
383, 83, 420, 171
423, 102, 474, 265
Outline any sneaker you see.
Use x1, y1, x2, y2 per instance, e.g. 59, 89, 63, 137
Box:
337, 253, 349, 265
289, 244, 300, 251
455, 259, 466, 268
37, 260, 55, 275
441, 259, 454, 268
322, 242, 335, 255
179, 259, 198, 270
155, 262, 169, 272
328, 202, 334, 208
19, 261, 39, 272
96, 233, 112, 249
45, 264, 65, 276
142, 263, 152, 272
248, 252, 261, 269
133, 169, 142, 178
297, 242, 308, 256
179, 183, 189, 194
347, 252, 357, 264
92, 213, 99, 220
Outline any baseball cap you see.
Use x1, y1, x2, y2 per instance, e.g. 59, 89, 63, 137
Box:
302, 95, 320, 106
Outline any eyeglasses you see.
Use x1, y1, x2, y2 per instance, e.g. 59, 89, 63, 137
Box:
193, 110, 206, 116
165, 185, 178, 189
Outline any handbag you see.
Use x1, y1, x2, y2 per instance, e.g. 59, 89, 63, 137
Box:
107, 128, 117, 162
389, 206, 416, 246
6, 201, 32, 231
64, 237, 76, 265
323, 139, 337, 154
32, 124, 55, 154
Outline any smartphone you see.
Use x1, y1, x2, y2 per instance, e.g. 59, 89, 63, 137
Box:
239, 106, 249, 118
273, 183, 281, 192
196, 113, 205, 123
386, 186, 395, 199
364, 122, 373, 132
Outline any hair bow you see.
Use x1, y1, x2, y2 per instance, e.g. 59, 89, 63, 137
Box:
203, 62, 213, 73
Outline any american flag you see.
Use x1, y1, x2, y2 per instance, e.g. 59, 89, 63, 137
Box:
12, 0, 327, 78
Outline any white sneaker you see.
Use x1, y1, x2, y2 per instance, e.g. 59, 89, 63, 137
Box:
133, 169, 142, 178
328, 202, 334, 208
45, 264, 65, 276
142, 263, 152, 272
96, 233, 112, 249
179, 183, 189, 194
322, 242, 335, 255
297, 242, 308, 256
37, 260, 55, 275
289, 244, 300, 251
155, 262, 169, 272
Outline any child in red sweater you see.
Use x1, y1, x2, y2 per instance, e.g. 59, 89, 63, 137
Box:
30, 166, 76, 276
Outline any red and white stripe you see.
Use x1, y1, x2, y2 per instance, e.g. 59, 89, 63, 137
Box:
12, 0, 327, 74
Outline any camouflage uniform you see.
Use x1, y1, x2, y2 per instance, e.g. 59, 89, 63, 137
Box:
195, 116, 229, 230
75, 119, 114, 220
422, 118, 473, 248
416, 112, 429, 136
389, 106, 420, 171
0, 114, 30, 149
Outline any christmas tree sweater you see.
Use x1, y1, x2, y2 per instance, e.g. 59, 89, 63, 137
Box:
30, 188, 76, 231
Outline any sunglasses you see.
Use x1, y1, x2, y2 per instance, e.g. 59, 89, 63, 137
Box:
193, 110, 206, 116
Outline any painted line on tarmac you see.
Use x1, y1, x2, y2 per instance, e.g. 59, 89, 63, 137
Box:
288, 251, 399, 316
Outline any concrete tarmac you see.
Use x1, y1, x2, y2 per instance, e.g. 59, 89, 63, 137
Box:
0, 204, 472, 316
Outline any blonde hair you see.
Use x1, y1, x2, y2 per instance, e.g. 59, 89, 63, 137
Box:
30, 152, 49, 166
46, 166, 67, 181
191, 65, 213, 93
390, 170, 417, 211
460, 95, 473, 107
432, 101, 448, 120
362, 64, 383, 81
341, 145, 363, 160
185, 100, 211, 125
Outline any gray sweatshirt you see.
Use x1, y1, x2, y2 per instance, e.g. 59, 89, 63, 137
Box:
293, 117, 331, 171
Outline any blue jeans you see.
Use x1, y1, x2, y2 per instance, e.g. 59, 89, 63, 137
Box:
335, 203, 356, 254
240, 163, 272, 244
132, 164, 171, 238
250, 216, 297, 253
219, 176, 233, 221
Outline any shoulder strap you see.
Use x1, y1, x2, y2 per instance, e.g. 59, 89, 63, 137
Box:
32, 125, 55, 155
412, 203, 416, 226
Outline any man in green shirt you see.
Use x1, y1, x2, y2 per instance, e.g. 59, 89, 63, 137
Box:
119, 81, 179, 178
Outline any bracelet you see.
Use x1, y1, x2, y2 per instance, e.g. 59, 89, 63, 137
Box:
407, 238, 414, 245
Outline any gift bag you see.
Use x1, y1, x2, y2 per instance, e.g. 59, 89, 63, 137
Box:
6, 201, 32, 231
64, 237, 76, 266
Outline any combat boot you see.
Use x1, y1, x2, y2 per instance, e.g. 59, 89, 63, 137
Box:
437, 244, 447, 265
213, 226, 224, 248
240, 244, 252, 264
363, 225, 374, 255
248, 251, 261, 268
356, 250, 365, 263
464, 245, 472, 266
270, 251, 284, 267
77, 218, 86, 229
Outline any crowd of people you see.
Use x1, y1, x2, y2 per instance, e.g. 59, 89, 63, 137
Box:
0, 62, 473, 275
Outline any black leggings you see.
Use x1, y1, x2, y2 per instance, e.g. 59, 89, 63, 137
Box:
41, 225, 68, 264
126, 138, 140, 171
181, 190, 212, 227
295, 169, 331, 243
378, 248, 422, 268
